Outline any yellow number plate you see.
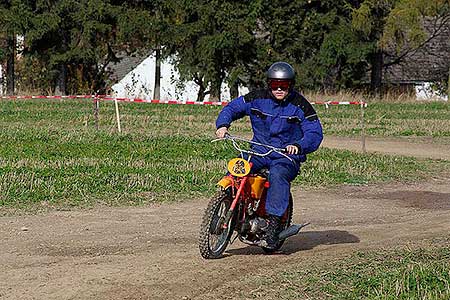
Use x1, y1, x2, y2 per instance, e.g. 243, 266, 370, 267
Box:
227, 158, 251, 177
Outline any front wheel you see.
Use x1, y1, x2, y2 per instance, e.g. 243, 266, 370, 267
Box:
199, 190, 235, 259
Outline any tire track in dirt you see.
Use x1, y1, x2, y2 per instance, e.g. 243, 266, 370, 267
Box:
1, 137, 449, 299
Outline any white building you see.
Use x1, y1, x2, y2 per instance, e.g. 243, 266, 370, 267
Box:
110, 54, 248, 101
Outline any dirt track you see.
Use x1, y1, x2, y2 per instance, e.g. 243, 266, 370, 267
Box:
323, 135, 450, 160
1, 137, 449, 300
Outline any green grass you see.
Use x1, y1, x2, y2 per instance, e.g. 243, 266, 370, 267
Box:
316, 102, 450, 137
232, 246, 450, 300
298, 148, 438, 185
3, 98, 448, 138
0, 99, 448, 208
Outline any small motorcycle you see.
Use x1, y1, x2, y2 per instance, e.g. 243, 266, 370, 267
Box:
199, 134, 309, 259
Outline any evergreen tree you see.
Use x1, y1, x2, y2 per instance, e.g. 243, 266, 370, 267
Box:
165, 0, 260, 101
116, 0, 175, 99
22, 0, 121, 94
0, 0, 33, 95
253, 0, 369, 91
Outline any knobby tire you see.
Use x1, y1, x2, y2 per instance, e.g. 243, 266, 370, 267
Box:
199, 190, 235, 259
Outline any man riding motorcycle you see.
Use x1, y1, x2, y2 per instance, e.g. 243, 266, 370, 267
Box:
215, 61, 323, 249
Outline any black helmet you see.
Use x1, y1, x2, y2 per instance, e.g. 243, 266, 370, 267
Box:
266, 61, 295, 81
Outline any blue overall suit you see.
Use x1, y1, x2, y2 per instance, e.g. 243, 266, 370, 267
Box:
216, 89, 323, 217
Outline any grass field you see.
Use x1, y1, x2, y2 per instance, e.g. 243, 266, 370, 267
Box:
0, 98, 449, 208
1, 97, 449, 299
319, 102, 450, 137
229, 245, 450, 299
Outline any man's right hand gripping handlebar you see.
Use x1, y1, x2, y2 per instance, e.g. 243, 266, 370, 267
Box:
215, 127, 229, 139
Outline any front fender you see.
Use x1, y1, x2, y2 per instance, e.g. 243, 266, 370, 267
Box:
217, 176, 233, 190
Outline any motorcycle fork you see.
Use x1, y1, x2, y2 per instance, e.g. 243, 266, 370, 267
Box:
222, 175, 248, 229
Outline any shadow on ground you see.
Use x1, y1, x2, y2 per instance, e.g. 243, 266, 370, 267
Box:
226, 230, 359, 256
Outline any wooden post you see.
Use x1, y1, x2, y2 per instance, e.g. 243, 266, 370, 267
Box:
447, 66, 449, 100
94, 96, 99, 131
360, 101, 366, 153
114, 98, 122, 133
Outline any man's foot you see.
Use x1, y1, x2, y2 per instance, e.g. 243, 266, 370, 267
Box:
260, 215, 281, 249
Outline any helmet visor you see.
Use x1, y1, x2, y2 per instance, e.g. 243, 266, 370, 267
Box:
268, 79, 291, 91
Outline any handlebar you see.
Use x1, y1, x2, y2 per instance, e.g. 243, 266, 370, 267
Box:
212, 134, 294, 163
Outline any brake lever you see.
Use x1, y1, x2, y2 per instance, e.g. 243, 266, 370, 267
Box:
211, 138, 224, 143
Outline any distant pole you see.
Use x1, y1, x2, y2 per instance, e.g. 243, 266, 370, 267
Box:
153, 47, 161, 100
114, 98, 121, 133
6, 34, 15, 96
447, 66, 449, 100
360, 101, 366, 153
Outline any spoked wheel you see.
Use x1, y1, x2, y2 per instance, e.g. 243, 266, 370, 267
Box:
199, 190, 235, 259
262, 193, 293, 254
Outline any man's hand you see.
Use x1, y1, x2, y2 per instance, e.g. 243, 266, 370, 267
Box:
285, 145, 299, 155
216, 127, 228, 138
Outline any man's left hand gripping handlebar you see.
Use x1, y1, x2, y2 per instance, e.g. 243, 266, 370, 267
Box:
216, 127, 229, 139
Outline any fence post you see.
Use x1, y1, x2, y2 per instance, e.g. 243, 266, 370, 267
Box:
114, 98, 122, 133
360, 101, 366, 153
93, 94, 99, 131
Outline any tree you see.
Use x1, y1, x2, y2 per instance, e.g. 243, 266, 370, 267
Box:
22, 0, 121, 94
0, 0, 33, 95
382, 0, 450, 96
164, 0, 261, 101
352, 0, 450, 93
253, 0, 370, 91
116, 0, 176, 100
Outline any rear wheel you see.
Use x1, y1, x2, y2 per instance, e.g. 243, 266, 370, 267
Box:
199, 190, 235, 259
262, 193, 293, 253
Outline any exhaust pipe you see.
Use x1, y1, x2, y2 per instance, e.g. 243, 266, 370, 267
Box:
278, 222, 310, 240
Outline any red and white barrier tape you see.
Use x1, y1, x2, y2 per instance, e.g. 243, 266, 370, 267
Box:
97, 96, 229, 106
1, 95, 367, 107
98, 96, 368, 107
311, 101, 368, 107
0, 95, 94, 99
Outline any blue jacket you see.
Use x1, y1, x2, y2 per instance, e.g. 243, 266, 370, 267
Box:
216, 89, 323, 162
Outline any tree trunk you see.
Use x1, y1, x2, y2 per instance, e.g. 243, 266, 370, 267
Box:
194, 75, 207, 102
197, 84, 206, 102
210, 69, 225, 101
153, 48, 161, 100
448, 66, 450, 101
6, 35, 15, 96
209, 80, 221, 101
230, 79, 239, 99
370, 50, 383, 94
55, 64, 67, 95
55, 29, 69, 95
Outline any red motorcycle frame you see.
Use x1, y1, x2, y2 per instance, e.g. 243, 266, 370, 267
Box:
199, 135, 307, 259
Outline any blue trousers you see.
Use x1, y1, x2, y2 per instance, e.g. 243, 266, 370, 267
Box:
246, 155, 300, 217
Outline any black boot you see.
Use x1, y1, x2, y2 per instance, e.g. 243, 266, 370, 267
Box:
260, 215, 281, 249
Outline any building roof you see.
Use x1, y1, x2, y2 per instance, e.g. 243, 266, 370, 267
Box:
106, 53, 148, 84
383, 17, 450, 84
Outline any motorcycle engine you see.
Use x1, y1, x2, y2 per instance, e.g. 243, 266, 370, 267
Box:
249, 217, 268, 234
